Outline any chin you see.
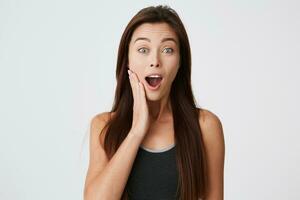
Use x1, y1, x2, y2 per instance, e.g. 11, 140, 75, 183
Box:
145, 92, 162, 102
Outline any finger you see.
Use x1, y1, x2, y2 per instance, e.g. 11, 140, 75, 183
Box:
139, 81, 147, 102
128, 70, 137, 99
128, 70, 134, 90
128, 69, 140, 96
129, 69, 141, 84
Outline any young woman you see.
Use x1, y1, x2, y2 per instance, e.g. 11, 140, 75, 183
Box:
84, 5, 225, 200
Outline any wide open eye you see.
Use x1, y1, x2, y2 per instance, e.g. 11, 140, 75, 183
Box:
162, 48, 173, 54
138, 47, 149, 54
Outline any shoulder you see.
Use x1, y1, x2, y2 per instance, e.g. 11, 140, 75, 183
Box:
91, 111, 113, 125
197, 108, 225, 149
91, 111, 117, 127
197, 108, 225, 197
90, 111, 116, 130
198, 108, 223, 133
90, 111, 115, 146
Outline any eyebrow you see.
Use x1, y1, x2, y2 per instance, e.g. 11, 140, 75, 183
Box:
134, 37, 178, 45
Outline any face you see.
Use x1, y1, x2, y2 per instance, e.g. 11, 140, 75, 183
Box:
128, 22, 180, 101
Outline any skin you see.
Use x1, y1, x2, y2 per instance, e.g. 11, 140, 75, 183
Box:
199, 109, 225, 199
127, 23, 225, 198
128, 22, 180, 123
84, 22, 225, 199
88, 109, 225, 199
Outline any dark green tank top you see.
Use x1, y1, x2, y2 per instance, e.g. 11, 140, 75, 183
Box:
126, 143, 179, 199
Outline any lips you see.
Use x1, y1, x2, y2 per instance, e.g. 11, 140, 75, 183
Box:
145, 77, 162, 87
144, 73, 163, 90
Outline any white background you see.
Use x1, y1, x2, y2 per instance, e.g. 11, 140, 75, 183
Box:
1, 0, 299, 199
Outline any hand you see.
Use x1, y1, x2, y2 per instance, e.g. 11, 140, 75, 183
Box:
128, 69, 150, 138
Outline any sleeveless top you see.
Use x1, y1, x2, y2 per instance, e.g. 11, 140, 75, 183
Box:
125, 143, 180, 200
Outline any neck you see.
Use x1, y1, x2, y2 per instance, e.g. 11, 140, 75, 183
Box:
147, 94, 172, 123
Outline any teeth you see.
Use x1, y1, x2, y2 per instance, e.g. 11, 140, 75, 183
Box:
147, 75, 161, 78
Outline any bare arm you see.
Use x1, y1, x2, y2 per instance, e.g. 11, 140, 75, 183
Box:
84, 113, 144, 200
84, 70, 149, 200
199, 109, 225, 200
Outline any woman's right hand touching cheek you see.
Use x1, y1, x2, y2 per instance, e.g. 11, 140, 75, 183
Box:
128, 69, 150, 138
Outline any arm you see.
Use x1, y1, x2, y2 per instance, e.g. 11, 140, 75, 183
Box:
199, 109, 225, 200
84, 112, 144, 200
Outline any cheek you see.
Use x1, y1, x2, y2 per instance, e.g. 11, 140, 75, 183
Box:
128, 50, 146, 68
128, 60, 144, 81
165, 65, 180, 85
128, 52, 147, 81
128, 65, 144, 81
163, 57, 180, 83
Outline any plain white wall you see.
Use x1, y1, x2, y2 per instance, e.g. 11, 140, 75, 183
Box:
1, 0, 299, 199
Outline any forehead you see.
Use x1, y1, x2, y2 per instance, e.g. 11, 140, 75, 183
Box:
131, 22, 178, 43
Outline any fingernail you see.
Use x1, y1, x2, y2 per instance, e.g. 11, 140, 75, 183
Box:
127, 70, 132, 75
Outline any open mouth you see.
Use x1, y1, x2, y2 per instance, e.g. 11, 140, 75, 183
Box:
145, 76, 163, 88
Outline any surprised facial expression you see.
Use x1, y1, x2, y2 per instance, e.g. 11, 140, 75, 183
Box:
128, 22, 180, 101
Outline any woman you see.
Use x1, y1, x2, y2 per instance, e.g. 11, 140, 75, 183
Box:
84, 5, 225, 200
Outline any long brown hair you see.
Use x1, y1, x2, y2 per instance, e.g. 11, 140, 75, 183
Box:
100, 5, 208, 199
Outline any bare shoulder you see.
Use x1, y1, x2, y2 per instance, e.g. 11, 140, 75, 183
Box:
90, 111, 116, 132
84, 111, 115, 192
198, 108, 223, 136
90, 111, 115, 146
91, 111, 114, 124
198, 108, 225, 198
197, 108, 225, 150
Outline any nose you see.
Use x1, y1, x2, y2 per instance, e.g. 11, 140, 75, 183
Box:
150, 52, 160, 68
150, 63, 159, 67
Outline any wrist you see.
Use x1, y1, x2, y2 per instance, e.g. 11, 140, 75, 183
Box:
128, 129, 145, 140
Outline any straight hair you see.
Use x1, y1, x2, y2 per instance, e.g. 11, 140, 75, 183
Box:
100, 5, 208, 199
